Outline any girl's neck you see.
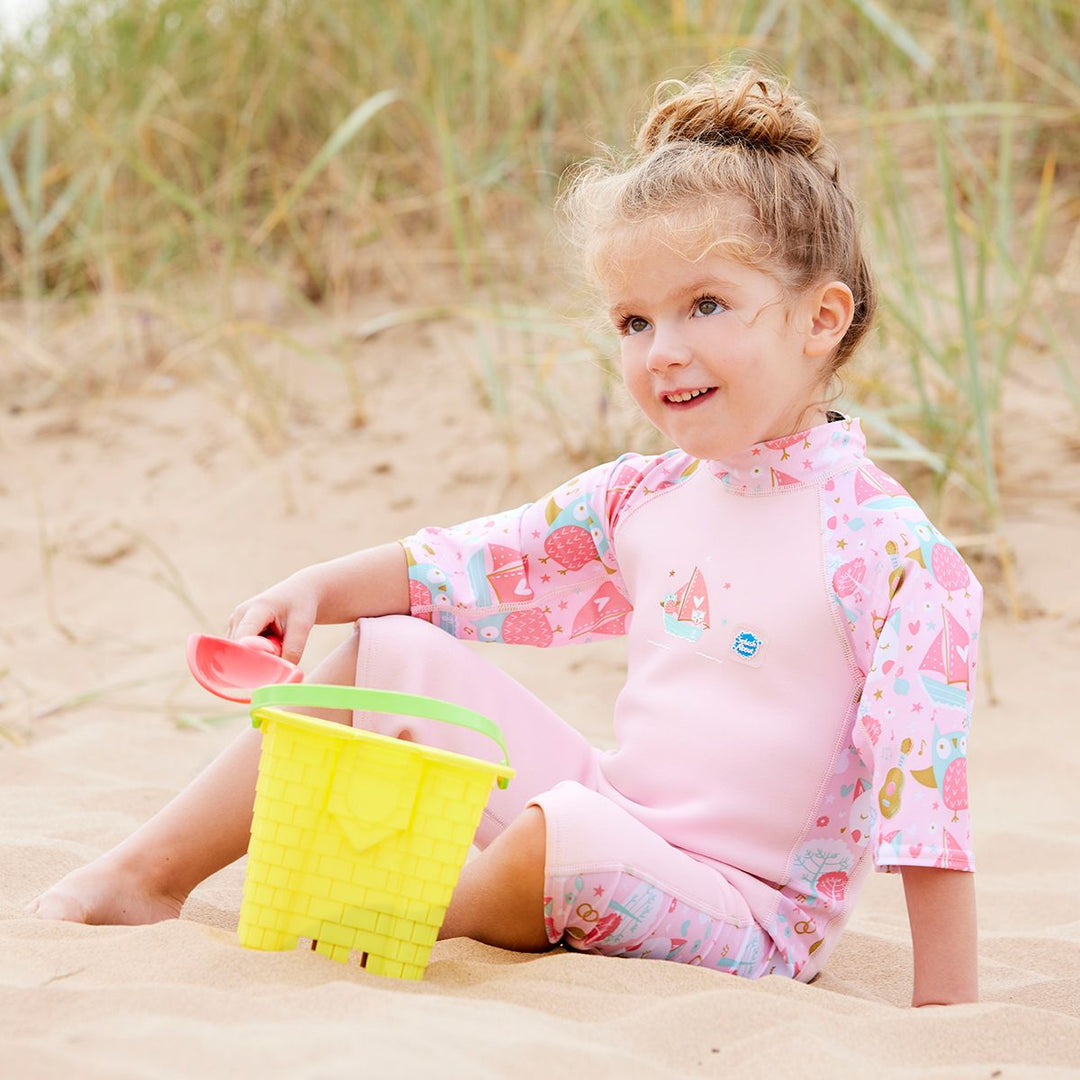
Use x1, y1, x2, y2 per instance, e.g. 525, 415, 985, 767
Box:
708, 415, 865, 496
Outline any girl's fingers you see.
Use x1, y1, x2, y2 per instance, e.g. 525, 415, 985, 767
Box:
280, 619, 313, 666
230, 604, 277, 642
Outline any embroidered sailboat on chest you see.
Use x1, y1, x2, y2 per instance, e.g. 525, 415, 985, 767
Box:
918, 606, 970, 708
663, 566, 710, 643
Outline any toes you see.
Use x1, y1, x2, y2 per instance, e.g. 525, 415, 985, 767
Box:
27, 890, 87, 923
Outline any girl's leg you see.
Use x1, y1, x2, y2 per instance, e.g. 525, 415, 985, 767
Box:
26, 634, 365, 924
437, 805, 550, 951
531, 783, 784, 977
31, 616, 599, 950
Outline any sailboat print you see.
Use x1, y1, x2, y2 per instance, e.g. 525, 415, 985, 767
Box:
571, 581, 633, 638
918, 605, 971, 708
662, 566, 710, 644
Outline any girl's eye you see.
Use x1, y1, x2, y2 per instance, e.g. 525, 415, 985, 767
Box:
694, 297, 723, 317
622, 316, 650, 335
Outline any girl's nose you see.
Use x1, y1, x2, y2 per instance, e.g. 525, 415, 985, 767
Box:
646, 328, 691, 373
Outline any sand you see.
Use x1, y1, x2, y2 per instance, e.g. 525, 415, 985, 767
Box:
3, 297, 1079, 1078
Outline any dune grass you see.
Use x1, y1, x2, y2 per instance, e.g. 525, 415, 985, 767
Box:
1, 0, 1077, 529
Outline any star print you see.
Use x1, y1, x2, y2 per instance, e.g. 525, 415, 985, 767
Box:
723, 582, 732, 589
540, 574, 551, 583
803, 459, 813, 470
543, 606, 552, 615
558, 599, 569, 609
873, 689, 883, 700
874, 518, 884, 526
912, 703, 923, 712
594, 886, 605, 897
532, 529, 541, 539
553, 626, 563, 634
669, 569, 676, 577
751, 448, 761, 455
836, 539, 847, 549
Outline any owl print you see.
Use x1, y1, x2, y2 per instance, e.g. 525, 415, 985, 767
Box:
543, 493, 609, 572
911, 723, 969, 821
904, 522, 971, 598
472, 608, 554, 647
407, 562, 456, 633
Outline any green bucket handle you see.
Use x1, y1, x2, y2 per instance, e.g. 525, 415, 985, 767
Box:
249, 683, 512, 789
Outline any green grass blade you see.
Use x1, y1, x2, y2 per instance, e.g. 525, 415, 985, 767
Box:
843, 0, 934, 74
934, 111, 998, 522
0, 136, 32, 235
250, 87, 399, 247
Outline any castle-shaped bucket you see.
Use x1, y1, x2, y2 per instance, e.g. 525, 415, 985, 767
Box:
237, 683, 513, 979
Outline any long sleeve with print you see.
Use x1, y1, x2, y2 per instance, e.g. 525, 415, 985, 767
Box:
827, 461, 982, 873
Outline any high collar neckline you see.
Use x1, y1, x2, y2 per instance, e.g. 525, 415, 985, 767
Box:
708, 416, 866, 495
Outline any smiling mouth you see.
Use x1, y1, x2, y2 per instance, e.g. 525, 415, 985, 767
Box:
662, 387, 716, 405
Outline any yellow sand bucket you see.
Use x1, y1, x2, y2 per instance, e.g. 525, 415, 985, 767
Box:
237, 684, 513, 979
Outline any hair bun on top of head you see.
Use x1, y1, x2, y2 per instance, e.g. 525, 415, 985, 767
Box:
636, 68, 837, 181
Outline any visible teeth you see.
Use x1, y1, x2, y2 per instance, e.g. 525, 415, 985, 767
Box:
666, 389, 709, 403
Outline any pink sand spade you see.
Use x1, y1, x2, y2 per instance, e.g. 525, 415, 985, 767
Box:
185, 632, 303, 703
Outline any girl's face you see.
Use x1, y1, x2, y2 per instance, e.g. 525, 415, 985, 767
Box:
602, 235, 834, 461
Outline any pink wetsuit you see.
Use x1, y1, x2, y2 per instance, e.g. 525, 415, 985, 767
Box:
354, 416, 980, 981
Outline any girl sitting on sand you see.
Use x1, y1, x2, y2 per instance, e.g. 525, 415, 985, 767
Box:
30, 66, 981, 1006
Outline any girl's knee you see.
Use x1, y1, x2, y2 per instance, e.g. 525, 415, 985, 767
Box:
508, 805, 547, 871
479, 805, 548, 893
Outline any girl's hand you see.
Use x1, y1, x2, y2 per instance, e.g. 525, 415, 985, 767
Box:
224, 544, 412, 666
228, 569, 321, 665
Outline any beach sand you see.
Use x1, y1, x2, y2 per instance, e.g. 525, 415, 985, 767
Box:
3, 298, 1079, 1077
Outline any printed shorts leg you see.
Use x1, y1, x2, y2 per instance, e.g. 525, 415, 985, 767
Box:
351, 614, 604, 848
532, 782, 785, 978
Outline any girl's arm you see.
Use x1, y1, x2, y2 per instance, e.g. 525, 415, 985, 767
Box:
229, 542, 411, 662
900, 865, 978, 1006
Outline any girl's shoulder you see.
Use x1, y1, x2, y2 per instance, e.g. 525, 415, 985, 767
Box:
832, 454, 960, 547
826, 453, 982, 613
601, 448, 701, 530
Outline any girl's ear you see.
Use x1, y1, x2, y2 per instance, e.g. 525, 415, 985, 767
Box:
803, 281, 854, 360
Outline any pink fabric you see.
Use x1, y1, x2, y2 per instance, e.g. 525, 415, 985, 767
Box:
351, 615, 783, 974
399, 417, 982, 981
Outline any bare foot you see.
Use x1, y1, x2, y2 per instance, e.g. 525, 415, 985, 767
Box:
26, 855, 186, 925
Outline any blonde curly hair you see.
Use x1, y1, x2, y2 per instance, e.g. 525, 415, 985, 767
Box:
561, 66, 876, 372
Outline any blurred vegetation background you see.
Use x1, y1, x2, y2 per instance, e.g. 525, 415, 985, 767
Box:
1, 0, 1077, 533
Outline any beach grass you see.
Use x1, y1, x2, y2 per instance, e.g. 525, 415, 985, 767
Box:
1, 0, 1077, 528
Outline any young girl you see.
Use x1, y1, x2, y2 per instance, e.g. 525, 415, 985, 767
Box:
29, 67, 981, 1006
